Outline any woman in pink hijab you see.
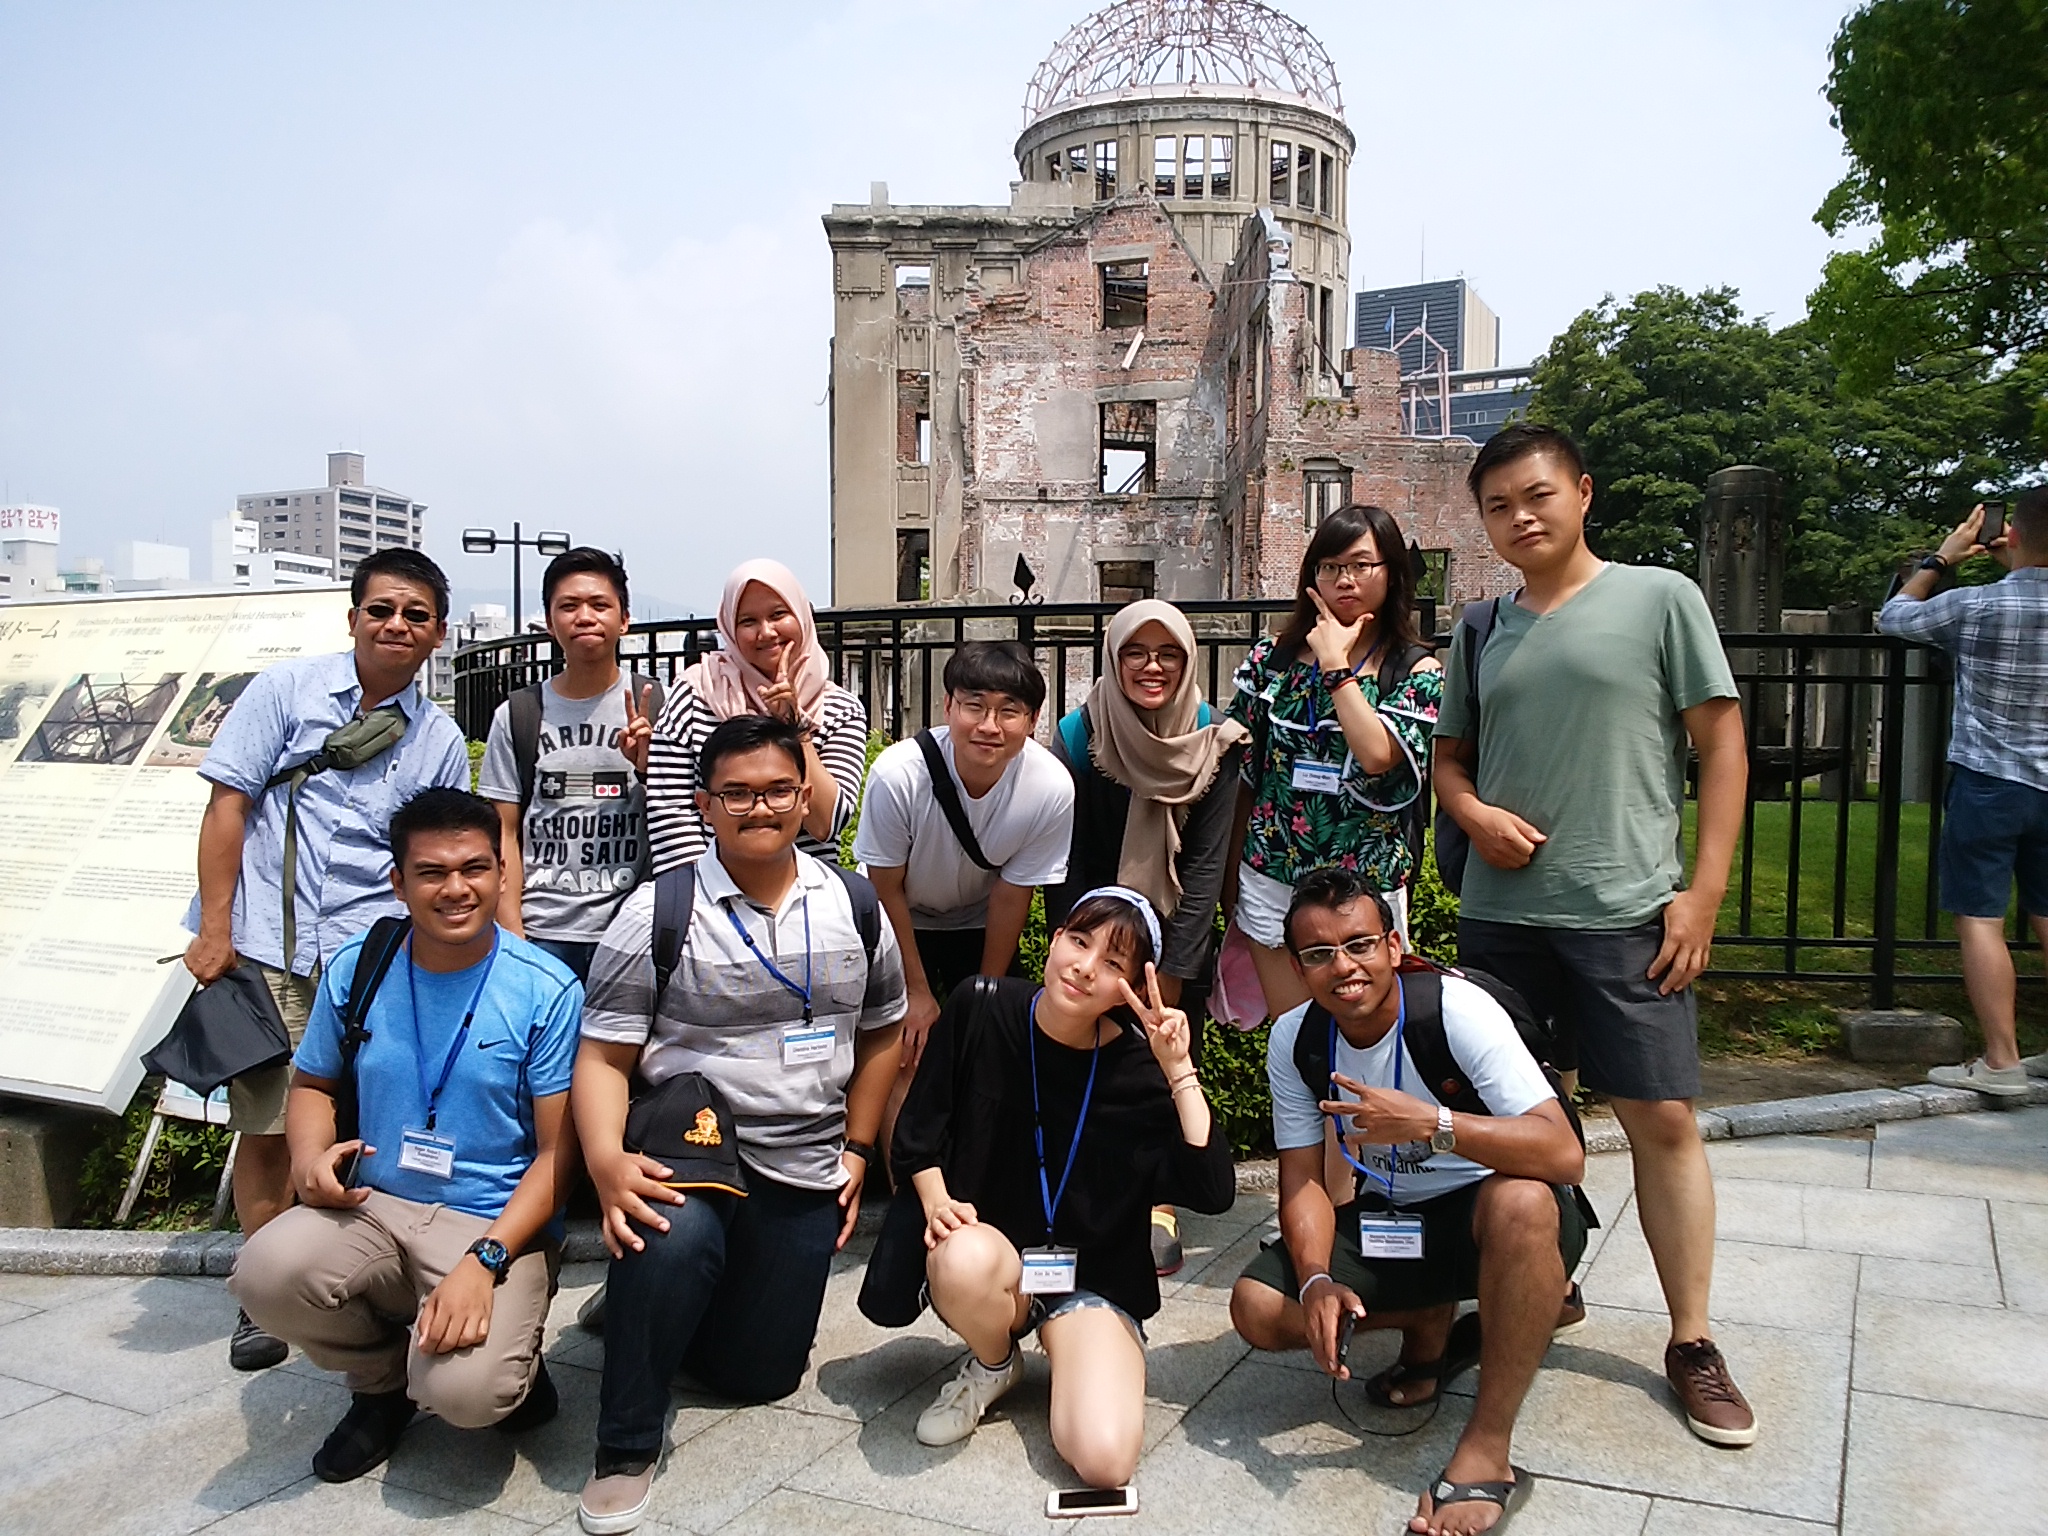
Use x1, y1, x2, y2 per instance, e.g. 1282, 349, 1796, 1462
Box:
645, 559, 870, 872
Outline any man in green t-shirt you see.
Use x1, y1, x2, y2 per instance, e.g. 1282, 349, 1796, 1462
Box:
1433, 423, 1757, 1450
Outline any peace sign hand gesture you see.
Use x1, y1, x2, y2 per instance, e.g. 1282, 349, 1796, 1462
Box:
621, 682, 655, 775
758, 646, 802, 727
1119, 962, 1193, 1077
1305, 587, 1370, 675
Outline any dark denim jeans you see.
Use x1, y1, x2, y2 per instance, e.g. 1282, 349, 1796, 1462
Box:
596, 1172, 840, 1454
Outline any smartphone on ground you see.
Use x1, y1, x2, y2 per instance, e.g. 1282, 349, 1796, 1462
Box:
1047, 1486, 1139, 1518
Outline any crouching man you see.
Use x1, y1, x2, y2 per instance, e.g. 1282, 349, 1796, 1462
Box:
230, 787, 583, 1482
571, 715, 907, 1534
1229, 869, 1586, 1536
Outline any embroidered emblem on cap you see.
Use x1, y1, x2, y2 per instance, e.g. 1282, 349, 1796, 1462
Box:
683, 1107, 722, 1146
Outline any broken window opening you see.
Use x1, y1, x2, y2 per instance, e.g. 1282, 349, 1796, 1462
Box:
896, 370, 931, 462
895, 529, 931, 603
1319, 285, 1336, 372
1047, 152, 1063, 181
1094, 140, 1117, 200
1098, 560, 1157, 605
1100, 260, 1149, 330
894, 265, 931, 320
1416, 548, 1451, 605
1066, 144, 1090, 182
1319, 152, 1335, 216
1182, 134, 1205, 199
1303, 463, 1351, 530
1210, 135, 1233, 198
1297, 145, 1315, 209
1099, 400, 1157, 495
1269, 141, 1291, 205
1153, 136, 1176, 197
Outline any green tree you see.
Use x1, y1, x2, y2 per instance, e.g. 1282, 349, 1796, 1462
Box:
1529, 286, 2013, 605
1810, 0, 2048, 445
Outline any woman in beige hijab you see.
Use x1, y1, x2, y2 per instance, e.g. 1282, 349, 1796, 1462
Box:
1047, 599, 1248, 1274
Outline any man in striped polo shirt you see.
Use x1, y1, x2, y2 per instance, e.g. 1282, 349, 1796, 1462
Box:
571, 714, 907, 1535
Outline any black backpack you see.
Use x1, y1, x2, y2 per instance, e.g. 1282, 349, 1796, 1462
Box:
1291, 957, 1598, 1228
1431, 599, 1501, 894
507, 673, 666, 813
649, 860, 884, 997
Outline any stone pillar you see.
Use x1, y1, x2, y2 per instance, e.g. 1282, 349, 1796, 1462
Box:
0, 1102, 99, 1227
1701, 466, 1785, 752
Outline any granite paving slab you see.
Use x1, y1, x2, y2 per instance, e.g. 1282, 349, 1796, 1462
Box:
1642, 1495, 1834, 1533
0, 1273, 239, 1413
0, 1372, 57, 1421
1839, 1390, 2048, 1536
635, 1403, 860, 1534
706, 1487, 984, 1535
1797, 1183, 1996, 1265
1992, 1199, 2048, 1314
1869, 1105, 2048, 1205
1705, 1130, 1872, 1189
1852, 1292, 2048, 1418
1583, 1207, 1861, 1334
203, 1473, 543, 1534
1858, 1253, 2006, 1309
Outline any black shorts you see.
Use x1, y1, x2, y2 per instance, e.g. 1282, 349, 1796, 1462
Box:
1458, 916, 1701, 1102
1237, 1179, 1587, 1314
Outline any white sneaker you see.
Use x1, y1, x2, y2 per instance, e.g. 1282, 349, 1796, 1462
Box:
1928, 1058, 2031, 1098
2020, 1051, 2048, 1080
916, 1350, 1024, 1447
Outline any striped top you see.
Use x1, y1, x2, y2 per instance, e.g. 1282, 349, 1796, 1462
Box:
581, 847, 908, 1190
644, 677, 869, 873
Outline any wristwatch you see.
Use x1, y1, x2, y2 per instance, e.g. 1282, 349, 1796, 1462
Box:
467, 1237, 513, 1286
1430, 1106, 1456, 1154
842, 1139, 876, 1164
1918, 553, 1950, 573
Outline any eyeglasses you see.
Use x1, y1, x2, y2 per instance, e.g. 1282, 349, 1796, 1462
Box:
709, 783, 802, 815
1117, 643, 1187, 672
1315, 559, 1387, 584
1294, 933, 1388, 968
360, 601, 438, 628
950, 695, 1033, 726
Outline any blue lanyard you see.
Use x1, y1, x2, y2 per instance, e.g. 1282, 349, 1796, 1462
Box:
1325, 978, 1406, 1203
1026, 989, 1102, 1242
405, 934, 500, 1133
724, 896, 813, 1023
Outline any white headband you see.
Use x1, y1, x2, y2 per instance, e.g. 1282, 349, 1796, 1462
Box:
1072, 885, 1163, 964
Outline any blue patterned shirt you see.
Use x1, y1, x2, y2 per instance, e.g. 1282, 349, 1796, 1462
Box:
182, 650, 471, 974
1879, 567, 2048, 792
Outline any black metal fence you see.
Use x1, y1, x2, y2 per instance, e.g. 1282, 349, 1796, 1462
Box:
453, 604, 2035, 1006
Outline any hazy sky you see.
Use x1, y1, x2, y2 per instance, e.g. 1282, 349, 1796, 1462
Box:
0, 0, 1859, 618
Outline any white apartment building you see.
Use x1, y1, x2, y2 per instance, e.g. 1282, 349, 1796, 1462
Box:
0, 505, 62, 602
210, 516, 336, 587
238, 452, 424, 580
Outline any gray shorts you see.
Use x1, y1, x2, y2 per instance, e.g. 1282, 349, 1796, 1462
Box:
1457, 917, 1700, 1103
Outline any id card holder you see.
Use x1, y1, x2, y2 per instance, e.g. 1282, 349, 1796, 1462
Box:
781, 1022, 836, 1066
1291, 760, 1343, 795
1358, 1213, 1425, 1260
397, 1127, 457, 1180
1018, 1245, 1079, 1295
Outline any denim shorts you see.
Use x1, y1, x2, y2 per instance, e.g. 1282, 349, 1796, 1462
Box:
1022, 1287, 1147, 1346
1940, 765, 2048, 919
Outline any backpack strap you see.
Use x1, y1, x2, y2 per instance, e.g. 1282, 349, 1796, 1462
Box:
1460, 598, 1501, 737
627, 671, 666, 732
510, 683, 546, 813
915, 729, 999, 872
831, 865, 884, 960
333, 915, 411, 1145
651, 862, 698, 1000
1395, 967, 1491, 1116
1057, 706, 1090, 769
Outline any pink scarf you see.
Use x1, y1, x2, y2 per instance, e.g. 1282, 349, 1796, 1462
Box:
685, 560, 832, 719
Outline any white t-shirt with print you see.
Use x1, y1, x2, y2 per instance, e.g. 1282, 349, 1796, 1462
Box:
852, 728, 1073, 929
1266, 974, 1555, 1206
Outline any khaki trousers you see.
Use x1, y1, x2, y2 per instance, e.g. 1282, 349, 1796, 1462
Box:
230, 1189, 556, 1427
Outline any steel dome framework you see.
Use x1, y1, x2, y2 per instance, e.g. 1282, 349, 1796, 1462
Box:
1023, 0, 1345, 124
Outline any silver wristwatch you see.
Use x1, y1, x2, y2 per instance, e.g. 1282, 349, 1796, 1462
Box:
1429, 1105, 1456, 1154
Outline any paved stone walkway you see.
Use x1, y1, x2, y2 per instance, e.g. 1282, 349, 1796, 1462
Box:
0, 1108, 2044, 1536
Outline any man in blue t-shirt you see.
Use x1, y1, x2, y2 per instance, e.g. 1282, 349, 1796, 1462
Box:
231, 788, 582, 1485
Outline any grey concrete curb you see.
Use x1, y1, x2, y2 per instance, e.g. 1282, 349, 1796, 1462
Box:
4, 1081, 2041, 1276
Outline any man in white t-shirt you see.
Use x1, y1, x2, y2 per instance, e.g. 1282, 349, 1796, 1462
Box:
1230, 867, 1585, 1536
853, 640, 1072, 1081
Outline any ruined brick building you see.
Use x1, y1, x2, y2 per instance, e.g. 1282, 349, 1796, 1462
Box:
823, 0, 1512, 609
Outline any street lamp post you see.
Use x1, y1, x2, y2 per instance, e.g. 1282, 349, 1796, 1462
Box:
460, 522, 571, 632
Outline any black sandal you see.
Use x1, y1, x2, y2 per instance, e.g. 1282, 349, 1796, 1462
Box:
1420, 1465, 1532, 1530
1365, 1310, 1482, 1409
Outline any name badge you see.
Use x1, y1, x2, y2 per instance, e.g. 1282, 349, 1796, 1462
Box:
1291, 760, 1343, 795
1018, 1245, 1079, 1295
781, 1023, 836, 1066
1358, 1213, 1426, 1260
397, 1128, 457, 1180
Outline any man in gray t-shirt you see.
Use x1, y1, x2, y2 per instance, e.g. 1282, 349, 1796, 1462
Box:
477, 549, 654, 981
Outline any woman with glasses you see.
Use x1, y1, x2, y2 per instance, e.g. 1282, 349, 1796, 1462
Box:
645, 559, 869, 876
1223, 504, 1442, 1021
1048, 600, 1248, 1274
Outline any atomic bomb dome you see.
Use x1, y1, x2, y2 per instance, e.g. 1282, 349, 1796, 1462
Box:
1023, 0, 1345, 123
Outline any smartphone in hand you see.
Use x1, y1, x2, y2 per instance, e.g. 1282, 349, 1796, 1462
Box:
1980, 501, 2008, 549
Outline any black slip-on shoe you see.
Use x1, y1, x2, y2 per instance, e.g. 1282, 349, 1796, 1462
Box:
496, 1359, 559, 1434
312, 1389, 417, 1483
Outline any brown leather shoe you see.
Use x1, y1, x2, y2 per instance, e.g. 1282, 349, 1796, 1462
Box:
1665, 1338, 1758, 1447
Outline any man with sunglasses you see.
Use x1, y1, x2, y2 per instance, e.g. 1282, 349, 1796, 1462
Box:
572, 713, 906, 1534
182, 547, 470, 1373
1229, 867, 1585, 1536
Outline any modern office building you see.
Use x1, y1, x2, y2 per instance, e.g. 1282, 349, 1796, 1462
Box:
237, 452, 425, 581
1353, 280, 1533, 442
0, 505, 61, 603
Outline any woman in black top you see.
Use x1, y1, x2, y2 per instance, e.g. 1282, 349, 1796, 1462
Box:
887, 889, 1235, 1490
